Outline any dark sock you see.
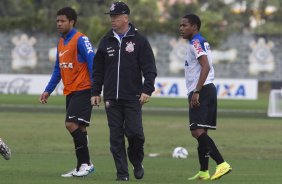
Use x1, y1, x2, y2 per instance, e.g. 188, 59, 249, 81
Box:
83, 131, 91, 164
71, 129, 90, 170
197, 146, 209, 171
197, 133, 224, 165
83, 131, 89, 145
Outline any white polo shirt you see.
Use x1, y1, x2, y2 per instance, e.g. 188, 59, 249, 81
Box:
184, 33, 215, 94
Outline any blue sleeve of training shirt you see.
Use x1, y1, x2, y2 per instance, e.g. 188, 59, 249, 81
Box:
44, 55, 61, 94
77, 36, 95, 82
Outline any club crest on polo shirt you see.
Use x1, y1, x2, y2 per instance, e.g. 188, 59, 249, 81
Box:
125, 41, 135, 53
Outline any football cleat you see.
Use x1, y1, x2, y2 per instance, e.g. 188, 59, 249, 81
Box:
61, 168, 77, 177
116, 176, 129, 181
72, 163, 95, 177
134, 165, 144, 179
188, 170, 210, 180
211, 162, 232, 180
0, 138, 11, 160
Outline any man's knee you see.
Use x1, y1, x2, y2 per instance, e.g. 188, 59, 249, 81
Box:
65, 122, 79, 133
127, 133, 145, 146
191, 129, 206, 139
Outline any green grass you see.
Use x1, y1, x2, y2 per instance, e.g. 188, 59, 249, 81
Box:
1, 154, 281, 184
0, 93, 269, 110
1, 107, 282, 184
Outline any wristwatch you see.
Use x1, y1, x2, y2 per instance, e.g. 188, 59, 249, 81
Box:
193, 88, 200, 94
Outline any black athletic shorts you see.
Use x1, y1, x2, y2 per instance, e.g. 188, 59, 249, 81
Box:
188, 83, 217, 130
65, 89, 92, 126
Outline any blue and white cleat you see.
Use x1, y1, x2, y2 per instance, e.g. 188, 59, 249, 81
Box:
61, 168, 77, 177
72, 163, 95, 177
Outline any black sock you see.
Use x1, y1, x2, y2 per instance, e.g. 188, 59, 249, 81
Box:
197, 133, 224, 165
83, 131, 91, 164
83, 131, 89, 145
197, 146, 209, 171
71, 128, 90, 170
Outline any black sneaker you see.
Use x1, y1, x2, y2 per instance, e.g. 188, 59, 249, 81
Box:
116, 176, 129, 181
134, 165, 144, 179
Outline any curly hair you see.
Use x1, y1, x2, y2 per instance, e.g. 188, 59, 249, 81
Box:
57, 7, 77, 27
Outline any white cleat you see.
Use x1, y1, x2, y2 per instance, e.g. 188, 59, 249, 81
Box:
61, 168, 77, 177
0, 138, 11, 160
72, 163, 95, 177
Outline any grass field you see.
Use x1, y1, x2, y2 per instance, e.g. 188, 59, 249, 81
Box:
0, 94, 281, 184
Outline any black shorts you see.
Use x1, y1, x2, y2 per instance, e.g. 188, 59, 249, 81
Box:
188, 83, 217, 130
65, 89, 92, 126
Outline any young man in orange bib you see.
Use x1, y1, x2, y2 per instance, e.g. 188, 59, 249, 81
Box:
39, 7, 95, 177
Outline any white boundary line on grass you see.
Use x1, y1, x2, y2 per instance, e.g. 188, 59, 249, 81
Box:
0, 104, 266, 114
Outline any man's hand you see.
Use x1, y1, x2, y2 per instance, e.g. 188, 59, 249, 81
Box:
91, 96, 101, 107
139, 93, 150, 105
190, 93, 200, 108
39, 92, 50, 104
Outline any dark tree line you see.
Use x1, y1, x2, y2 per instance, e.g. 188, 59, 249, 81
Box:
0, 0, 281, 46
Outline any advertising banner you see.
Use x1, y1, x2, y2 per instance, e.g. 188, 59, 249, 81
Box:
0, 74, 258, 99
152, 77, 258, 99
